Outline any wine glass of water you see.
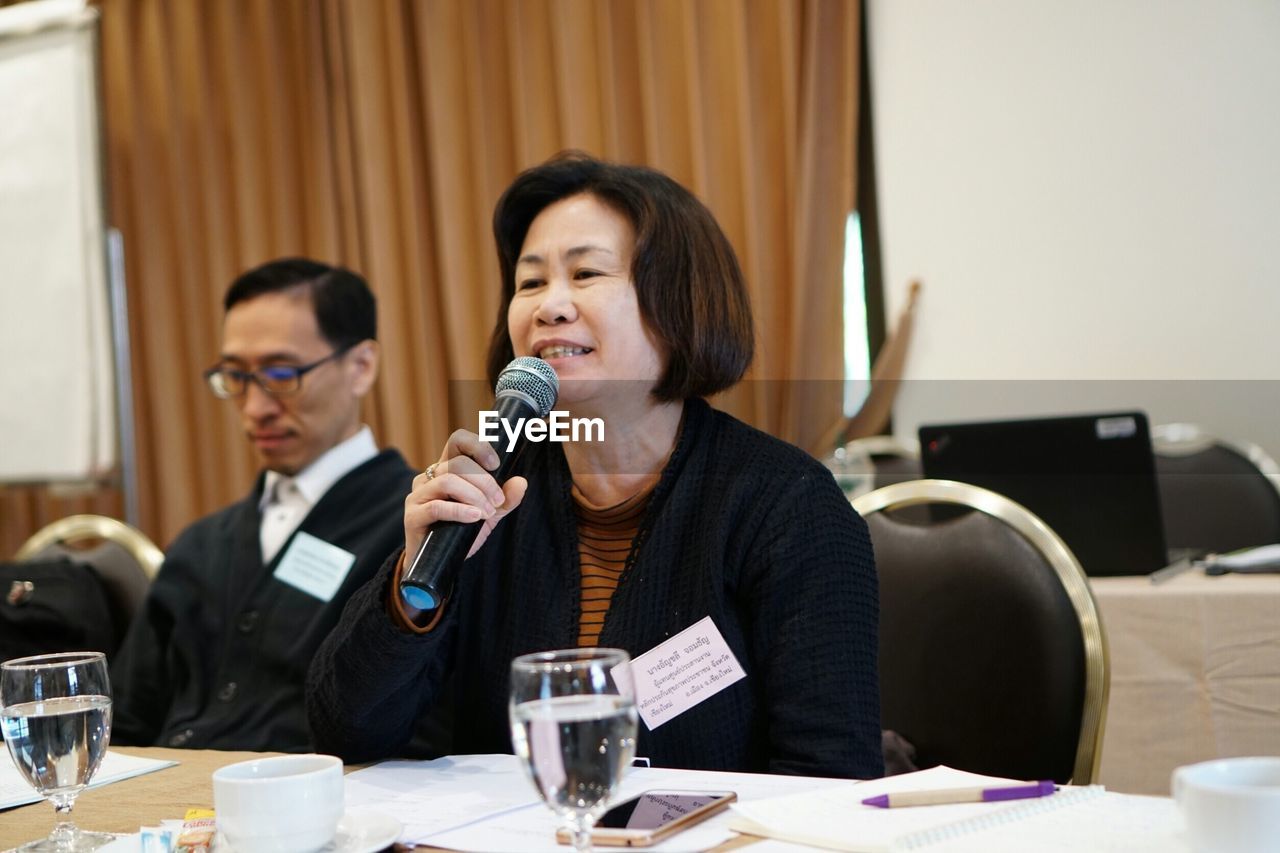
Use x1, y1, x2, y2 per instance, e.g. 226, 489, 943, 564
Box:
1, 652, 114, 852
509, 648, 638, 853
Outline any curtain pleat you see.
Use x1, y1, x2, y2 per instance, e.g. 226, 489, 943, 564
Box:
1, 0, 858, 555
788, 0, 858, 449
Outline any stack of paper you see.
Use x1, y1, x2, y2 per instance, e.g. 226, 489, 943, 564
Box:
343, 754, 837, 852
0, 750, 177, 809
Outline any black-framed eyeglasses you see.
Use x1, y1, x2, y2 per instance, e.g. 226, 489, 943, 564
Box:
203, 343, 356, 399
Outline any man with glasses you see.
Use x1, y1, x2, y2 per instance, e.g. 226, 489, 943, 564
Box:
110, 257, 415, 752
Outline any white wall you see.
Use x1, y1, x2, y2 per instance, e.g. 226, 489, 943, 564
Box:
868, 0, 1280, 454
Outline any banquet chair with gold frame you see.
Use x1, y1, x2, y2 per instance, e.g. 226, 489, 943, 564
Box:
14, 514, 163, 648
1152, 423, 1280, 554
854, 479, 1109, 784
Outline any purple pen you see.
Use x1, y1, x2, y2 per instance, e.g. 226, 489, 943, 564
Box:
862, 780, 1057, 808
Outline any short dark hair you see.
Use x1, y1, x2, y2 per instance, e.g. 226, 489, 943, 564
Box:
224, 257, 377, 346
487, 152, 754, 400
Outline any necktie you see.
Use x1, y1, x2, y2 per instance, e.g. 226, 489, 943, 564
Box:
260, 478, 306, 563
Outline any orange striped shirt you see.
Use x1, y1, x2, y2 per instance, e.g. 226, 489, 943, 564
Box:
572, 479, 658, 647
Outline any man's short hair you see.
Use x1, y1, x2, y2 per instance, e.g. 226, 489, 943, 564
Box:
225, 258, 377, 347
487, 152, 755, 401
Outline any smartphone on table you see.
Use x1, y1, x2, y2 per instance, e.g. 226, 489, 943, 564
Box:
555, 789, 737, 847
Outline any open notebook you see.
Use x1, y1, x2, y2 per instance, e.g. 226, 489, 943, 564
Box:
728, 766, 1186, 852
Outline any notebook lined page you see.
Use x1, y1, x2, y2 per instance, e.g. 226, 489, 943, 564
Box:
899, 785, 1104, 849
906, 793, 1187, 853
729, 766, 1064, 852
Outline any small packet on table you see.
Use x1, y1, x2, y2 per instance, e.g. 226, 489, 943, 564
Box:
175, 809, 217, 853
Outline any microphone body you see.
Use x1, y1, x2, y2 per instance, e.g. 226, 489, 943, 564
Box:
399, 357, 558, 611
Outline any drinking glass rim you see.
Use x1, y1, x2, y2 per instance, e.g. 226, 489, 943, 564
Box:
1, 651, 107, 670
511, 647, 630, 672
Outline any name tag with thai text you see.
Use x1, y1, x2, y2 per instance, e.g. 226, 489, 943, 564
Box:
617, 616, 746, 731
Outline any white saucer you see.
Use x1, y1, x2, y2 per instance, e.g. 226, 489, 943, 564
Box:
326, 810, 402, 853
96, 811, 401, 853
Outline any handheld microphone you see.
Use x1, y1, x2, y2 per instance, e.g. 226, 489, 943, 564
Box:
399, 356, 559, 611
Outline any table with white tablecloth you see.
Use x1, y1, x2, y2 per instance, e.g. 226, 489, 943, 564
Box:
1091, 571, 1280, 795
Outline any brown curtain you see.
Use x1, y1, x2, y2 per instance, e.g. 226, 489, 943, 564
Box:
0, 0, 859, 554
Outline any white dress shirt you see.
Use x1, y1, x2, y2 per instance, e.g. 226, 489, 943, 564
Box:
259, 425, 378, 563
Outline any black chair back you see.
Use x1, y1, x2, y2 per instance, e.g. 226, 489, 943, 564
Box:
1153, 425, 1280, 553
855, 479, 1108, 784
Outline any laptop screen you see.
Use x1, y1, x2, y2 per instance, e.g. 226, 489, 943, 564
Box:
919, 412, 1168, 577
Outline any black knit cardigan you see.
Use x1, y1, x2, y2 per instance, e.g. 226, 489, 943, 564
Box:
307, 399, 883, 778
112, 450, 415, 751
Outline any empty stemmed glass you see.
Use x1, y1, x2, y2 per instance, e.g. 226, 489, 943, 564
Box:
509, 648, 638, 853
1, 652, 114, 852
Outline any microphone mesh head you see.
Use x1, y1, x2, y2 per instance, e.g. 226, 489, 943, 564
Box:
495, 357, 559, 417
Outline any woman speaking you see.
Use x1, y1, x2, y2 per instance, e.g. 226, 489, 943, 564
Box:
307, 152, 882, 779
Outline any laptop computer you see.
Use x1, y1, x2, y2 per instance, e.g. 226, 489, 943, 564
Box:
919, 412, 1168, 577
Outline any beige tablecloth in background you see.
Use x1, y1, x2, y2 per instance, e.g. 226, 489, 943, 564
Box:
1092, 571, 1280, 795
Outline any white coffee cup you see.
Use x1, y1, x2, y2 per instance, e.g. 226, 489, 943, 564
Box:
213, 754, 344, 853
1172, 756, 1280, 853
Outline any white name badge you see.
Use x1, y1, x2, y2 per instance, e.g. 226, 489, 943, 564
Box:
272, 531, 356, 602
617, 616, 747, 731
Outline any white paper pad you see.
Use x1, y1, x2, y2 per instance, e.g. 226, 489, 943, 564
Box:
920, 793, 1185, 853
0, 750, 177, 810
728, 765, 1189, 853
342, 754, 542, 842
